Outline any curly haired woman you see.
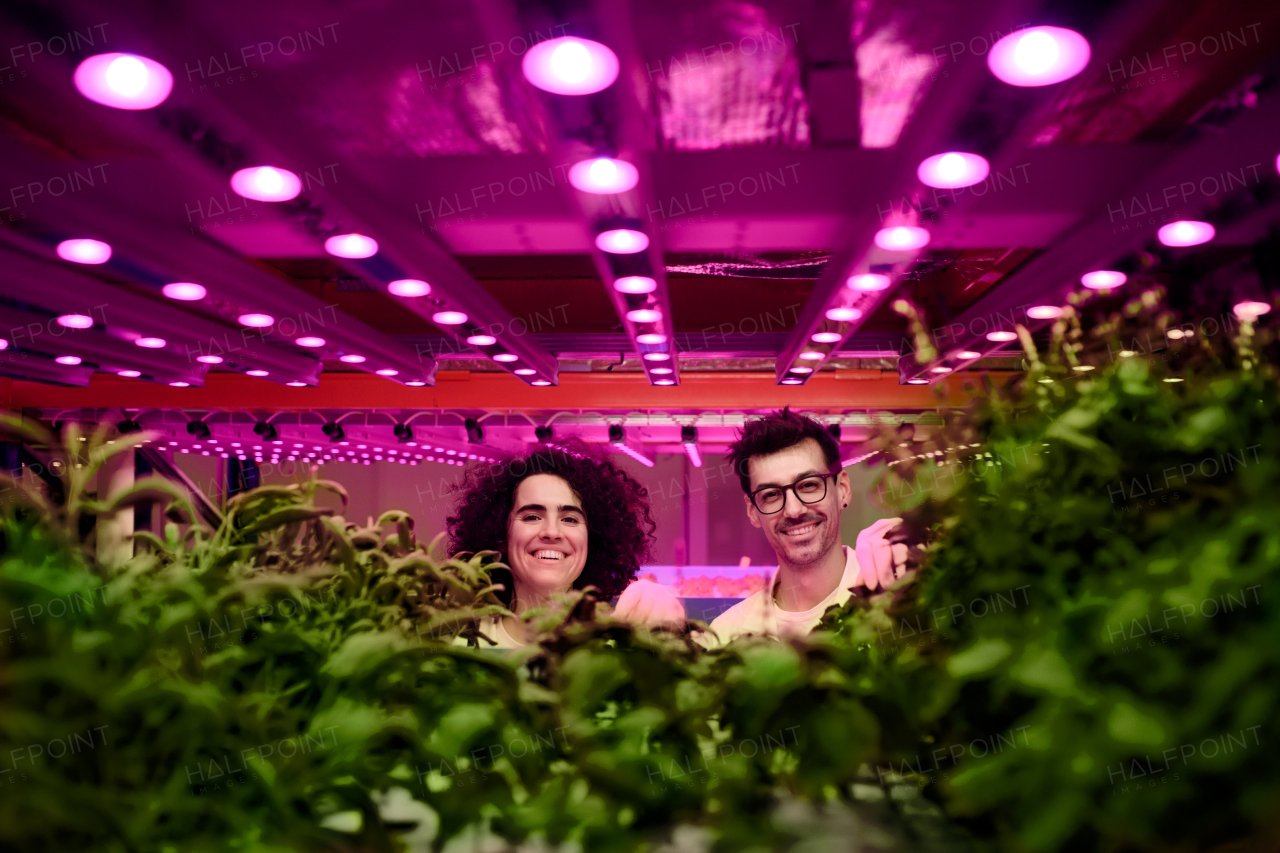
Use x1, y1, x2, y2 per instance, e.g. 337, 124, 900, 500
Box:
448, 438, 685, 648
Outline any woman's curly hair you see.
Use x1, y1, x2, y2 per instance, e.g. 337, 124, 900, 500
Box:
446, 438, 655, 604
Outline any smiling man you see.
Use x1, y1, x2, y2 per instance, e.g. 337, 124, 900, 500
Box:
703, 408, 906, 645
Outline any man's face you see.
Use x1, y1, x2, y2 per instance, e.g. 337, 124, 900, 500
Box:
744, 438, 851, 568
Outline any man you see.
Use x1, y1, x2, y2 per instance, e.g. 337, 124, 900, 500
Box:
703, 408, 907, 645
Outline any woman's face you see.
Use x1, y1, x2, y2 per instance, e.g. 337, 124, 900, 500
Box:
504, 474, 589, 604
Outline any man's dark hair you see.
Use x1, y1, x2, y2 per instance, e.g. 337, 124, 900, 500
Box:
726, 407, 841, 493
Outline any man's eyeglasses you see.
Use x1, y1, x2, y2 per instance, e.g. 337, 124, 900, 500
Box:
748, 473, 838, 514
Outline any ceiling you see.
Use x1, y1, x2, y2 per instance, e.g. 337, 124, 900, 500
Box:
0, 0, 1277, 428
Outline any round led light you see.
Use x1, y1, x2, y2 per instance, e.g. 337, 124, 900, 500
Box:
1027, 305, 1064, 320
376, 368, 399, 376
136, 337, 166, 348
1233, 301, 1272, 321
493, 353, 519, 363
339, 354, 366, 363
73, 53, 173, 109
514, 368, 536, 375
196, 355, 223, 364
56, 314, 94, 329
169, 381, 190, 387
531, 379, 552, 386
286, 381, 307, 387
56, 239, 112, 264
388, 279, 430, 297
0, 340, 7, 351
626, 308, 661, 323
799, 351, 826, 360
117, 369, 141, 378
1081, 270, 1126, 289
295, 336, 326, 348
246, 369, 269, 377
956, 350, 982, 359
825, 307, 863, 322
906, 378, 929, 384
636, 333, 667, 345
874, 226, 930, 251
917, 152, 990, 189
466, 334, 497, 346
1072, 365, 1095, 373
324, 233, 379, 258
930, 366, 953, 374
238, 313, 274, 328
432, 310, 468, 325
405, 380, 427, 386
988, 27, 1091, 87
642, 352, 670, 361
781, 378, 803, 385
1158, 220, 1214, 247
596, 229, 649, 254
986, 330, 1018, 342
847, 273, 891, 291
229, 166, 302, 202
55, 355, 82, 365
650, 367, 673, 374
162, 282, 207, 301
791, 366, 814, 374
521, 36, 619, 95
569, 157, 640, 194
654, 379, 675, 386
614, 275, 657, 293
811, 331, 843, 343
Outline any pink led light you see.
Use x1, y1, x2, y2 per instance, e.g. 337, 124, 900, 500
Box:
521, 36, 619, 95
799, 351, 826, 360
117, 369, 141, 378
432, 310, 468, 325
55, 355, 82, 365
1158, 220, 1214, 247
56, 314, 94, 329
197, 355, 223, 364
811, 331, 843, 343
295, 336, 326, 348
825, 307, 863, 322
917, 152, 991, 189
514, 368, 536, 375
1081, 270, 1126, 289
650, 367, 673, 374
626, 308, 661, 323
781, 378, 803, 385
388, 279, 430, 297
286, 381, 307, 387
135, 337, 166, 348
73, 53, 173, 110
0, 340, 8, 351
874, 226, 930, 251
615, 276, 656, 293
930, 366, 953, 374
162, 282, 207, 301
376, 369, 399, 376
596, 229, 649, 254
169, 381, 190, 387
654, 379, 675, 386
56, 239, 112, 264
956, 350, 982, 359
339, 354, 366, 363
1233, 301, 1272, 321
1027, 305, 1063, 320
466, 334, 497, 346
791, 366, 814, 374
405, 380, 427, 386
238, 313, 274, 328
531, 379, 552, 386
230, 166, 301, 202
642, 352, 670, 362
986, 330, 1018, 342
493, 353, 519, 363
847, 273, 891, 291
246, 369, 269, 377
988, 27, 1091, 87
569, 158, 639, 194
906, 378, 929, 384
636, 333, 667, 344
324, 233, 378, 258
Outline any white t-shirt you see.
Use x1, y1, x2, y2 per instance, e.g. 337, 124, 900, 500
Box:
700, 545, 863, 647
451, 615, 526, 649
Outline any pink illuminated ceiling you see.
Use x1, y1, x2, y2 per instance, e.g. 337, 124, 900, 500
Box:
0, 0, 1276, 409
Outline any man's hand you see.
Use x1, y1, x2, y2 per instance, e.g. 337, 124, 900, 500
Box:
854, 517, 910, 591
613, 579, 686, 630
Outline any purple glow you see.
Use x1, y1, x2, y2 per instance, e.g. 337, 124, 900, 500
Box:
56, 314, 94, 329
626, 308, 661, 323
169, 381, 190, 387
874, 226, 930, 251
56, 356, 81, 366
799, 351, 826, 360
388, 279, 430, 297
73, 53, 173, 110
135, 337, 166, 348
406, 380, 427, 387
1081, 270, 1126, 289
956, 350, 982, 359
238, 313, 274, 328
615, 276, 657, 293
986, 330, 1018, 342
197, 355, 223, 364
988, 27, 1091, 87
569, 158, 639, 193
286, 381, 307, 387
246, 369, 269, 377
117, 370, 141, 378
917, 152, 990, 189
906, 378, 929, 384
650, 367, 673, 375
522, 36, 619, 95
847, 273, 891, 291
295, 336, 326, 348
162, 282, 207, 301
1233, 301, 1272, 321
781, 378, 803, 385
1158, 220, 1214, 247
930, 366, 952, 374
642, 352, 670, 362
514, 368, 536, 376
791, 366, 814, 374
230, 166, 301, 202
493, 353, 519, 363
825, 307, 863, 322
636, 333, 667, 344
1027, 305, 1063, 320
56, 239, 112, 264
811, 331, 843, 343
432, 310, 468, 325
339, 354, 366, 363
596, 229, 649, 254
531, 379, 552, 386
324, 233, 378, 258
0, 340, 7, 351
466, 334, 497, 346
376, 368, 399, 376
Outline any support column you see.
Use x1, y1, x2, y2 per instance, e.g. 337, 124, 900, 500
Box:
95, 447, 135, 567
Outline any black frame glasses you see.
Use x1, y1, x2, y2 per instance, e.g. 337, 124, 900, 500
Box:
748, 473, 838, 514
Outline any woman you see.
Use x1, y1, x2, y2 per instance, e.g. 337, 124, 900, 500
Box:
447, 439, 685, 648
